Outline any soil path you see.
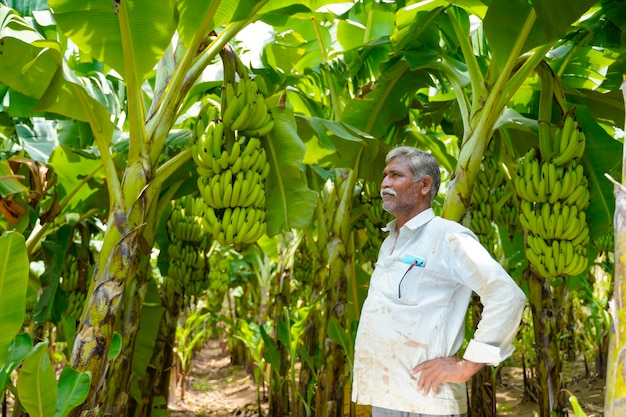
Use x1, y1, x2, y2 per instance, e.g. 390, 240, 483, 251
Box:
169, 339, 606, 417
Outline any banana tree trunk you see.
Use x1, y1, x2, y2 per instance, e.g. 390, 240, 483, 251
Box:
316, 237, 351, 417
553, 284, 576, 362
298, 310, 318, 417
527, 270, 566, 416
102, 254, 152, 417
316, 168, 357, 417
69, 161, 153, 416
297, 231, 324, 417
131, 285, 183, 417
605, 182, 626, 416
604, 78, 626, 417
469, 294, 497, 417
268, 269, 290, 417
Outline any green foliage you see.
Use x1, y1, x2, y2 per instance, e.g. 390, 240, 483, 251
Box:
0, 231, 28, 361
55, 366, 92, 417
48, 0, 177, 82
0, 0, 625, 415
18, 340, 58, 417
175, 301, 213, 384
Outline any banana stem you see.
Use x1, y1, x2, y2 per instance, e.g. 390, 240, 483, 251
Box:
220, 45, 239, 150
446, 6, 488, 116
144, 0, 230, 164
537, 61, 555, 162
312, 17, 342, 120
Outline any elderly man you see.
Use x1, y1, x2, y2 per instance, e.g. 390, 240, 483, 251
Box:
352, 146, 526, 417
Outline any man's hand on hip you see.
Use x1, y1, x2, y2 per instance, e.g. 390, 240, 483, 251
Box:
410, 358, 486, 395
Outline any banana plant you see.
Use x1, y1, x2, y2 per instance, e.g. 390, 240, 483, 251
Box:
604, 76, 626, 417
0, 0, 324, 414
1, 231, 92, 417
1, 1, 626, 417
261, 1, 622, 416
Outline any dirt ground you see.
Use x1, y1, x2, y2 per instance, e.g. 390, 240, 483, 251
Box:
168, 339, 607, 417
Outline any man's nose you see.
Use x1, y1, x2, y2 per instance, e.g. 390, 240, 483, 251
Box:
381, 175, 391, 188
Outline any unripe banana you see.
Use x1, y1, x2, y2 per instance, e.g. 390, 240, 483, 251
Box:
246, 98, 267, 130
244, 148, 260, 172
242, 136, 260, 158
228, 140, 241, 165
254, 188, 266, 208
548, 180, 561, 205
212, 121, 225, 158
225, 82, 236, 103
222, 93, 240, 128
211, 175, 223, 209
222, 179, 233, 207
230, 102, 252, 131
198, 177, 214, 208
242, 179, 263, 207
237, 175, 251, 207
219, 151, 230, 170
225, 222, 236, 245
231, 155, 244, 175
230, 172, 243, 207
252, 148, 267, 173
244, 117, 274, 137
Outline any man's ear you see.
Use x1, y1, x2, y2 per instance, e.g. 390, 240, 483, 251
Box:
421, 176, 432, 195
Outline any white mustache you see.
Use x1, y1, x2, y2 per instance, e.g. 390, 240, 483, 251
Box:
380, 187, 396, 197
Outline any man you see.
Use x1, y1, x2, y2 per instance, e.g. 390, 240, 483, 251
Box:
351, 146, 526, 417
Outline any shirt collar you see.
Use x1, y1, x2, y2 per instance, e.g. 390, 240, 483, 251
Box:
383, 208, 435, 232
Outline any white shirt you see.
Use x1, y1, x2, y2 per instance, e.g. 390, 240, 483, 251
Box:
351, 208, 526, 415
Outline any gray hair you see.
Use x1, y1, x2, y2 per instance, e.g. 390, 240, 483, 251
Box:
386, 146, 441, 202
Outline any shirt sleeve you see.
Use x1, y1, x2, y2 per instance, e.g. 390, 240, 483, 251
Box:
451, 231, 527, 366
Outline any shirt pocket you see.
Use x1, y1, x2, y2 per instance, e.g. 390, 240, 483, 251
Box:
396, 267, 426, 305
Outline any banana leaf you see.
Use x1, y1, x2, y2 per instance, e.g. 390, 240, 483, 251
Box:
0, 231, 28, 364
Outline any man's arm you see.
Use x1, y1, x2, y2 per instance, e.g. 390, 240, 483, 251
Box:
410, 357, 485, 395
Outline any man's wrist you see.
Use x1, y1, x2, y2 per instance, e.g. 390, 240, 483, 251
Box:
459, 358, 486, 378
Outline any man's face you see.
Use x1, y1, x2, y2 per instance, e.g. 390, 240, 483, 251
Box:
380, 156, 423, 215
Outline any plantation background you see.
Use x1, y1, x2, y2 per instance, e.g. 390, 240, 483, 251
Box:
0, 1, 625, 417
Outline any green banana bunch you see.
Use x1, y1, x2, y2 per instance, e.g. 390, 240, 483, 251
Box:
468, 152, 504, 252
592, 231, 614, 256
168, 251, 211, 302
360, 180, 392, 226
519, 201, 588, 242
205, 244, 234, 312
357, 179, 396, 265
515, 110, 590, 281
167, 196, 206, 243
469, 210, 494, 236
195, 101, 219, 140
513, 150, 587, 208
191, 77, 276, 252
198, 163, 267, 210
360, 219, 384, 262
525, 233, 588, 278
490, 178, 520, 233
222, 78, 275, 137
495, 202, 520, 232
197, 138, 269, 250
482, 157, 505, 189
202, 206, 267, 249
66, 291, 87, 324
293, 241, 314, 283
514, 148, 548, 203
60, 255, 80, 293
166, 196, 213, 300
192, 117, 226, 177
60, 247, 93, 322
550, 112, 586, 166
